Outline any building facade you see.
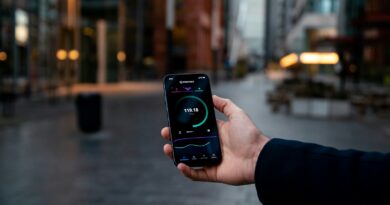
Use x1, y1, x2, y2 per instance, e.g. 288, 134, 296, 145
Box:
0, 0, 228, 95
286, 0, 339, 53
0, 0, 163, 90
334, 0, 390, 84
153, 0, 225, 74
265, 0, 390, 85
265, 0, 293, 62
0, 0, 61, 94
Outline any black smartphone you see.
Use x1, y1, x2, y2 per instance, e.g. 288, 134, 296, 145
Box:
163, 73, 222, 167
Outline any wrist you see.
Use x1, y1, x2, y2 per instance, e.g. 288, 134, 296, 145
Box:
246, 134, 270, 184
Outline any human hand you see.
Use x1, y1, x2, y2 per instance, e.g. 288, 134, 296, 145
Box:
161, 95, 269, 185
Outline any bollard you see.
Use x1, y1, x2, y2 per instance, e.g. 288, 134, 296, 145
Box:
75, 92, 102, 133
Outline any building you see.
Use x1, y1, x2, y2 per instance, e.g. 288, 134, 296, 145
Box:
265, 0, 390, 85
227, 0, 265, 70
80, 0, 157, 83
353, 0, 390, 84
330, 0, 390, 85
266, 0, 341, 79
1, 0, 229, 95
265, 0, 340, 63
359, 0, 390, 84
0, 0, 60, 94
153, 0, 225, 74
0, 0, 160, 89
265, 0, 293, 62
286, 0, 339, 53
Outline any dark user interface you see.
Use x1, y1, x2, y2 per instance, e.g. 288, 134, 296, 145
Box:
164, 74, 221, 166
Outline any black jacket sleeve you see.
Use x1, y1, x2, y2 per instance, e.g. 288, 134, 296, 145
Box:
255, 138, 390, 205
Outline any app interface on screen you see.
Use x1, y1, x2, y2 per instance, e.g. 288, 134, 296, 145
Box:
165, 75, 221, 164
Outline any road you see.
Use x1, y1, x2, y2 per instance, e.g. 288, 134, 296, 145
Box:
1, 73, 389, 205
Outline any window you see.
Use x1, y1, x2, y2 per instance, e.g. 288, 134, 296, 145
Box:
307, 0, 338, 14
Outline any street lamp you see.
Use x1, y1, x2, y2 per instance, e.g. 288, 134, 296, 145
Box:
300, 52, 339, 65
15, 9, 29, 46
280, 53, 299, 68
69, 49, 79, 61
56, 49, 67, 61
0, 51, 7, 61
280, 52, 339, 68
56, 49, 78, 99
117, 51, 126, 62
56, 49, 79, 61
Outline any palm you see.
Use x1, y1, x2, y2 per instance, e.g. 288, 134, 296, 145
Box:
200, 111, 263, 185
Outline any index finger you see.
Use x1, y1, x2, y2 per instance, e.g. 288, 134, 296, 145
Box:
161, 127, 170, 141
212, 95, 242, 119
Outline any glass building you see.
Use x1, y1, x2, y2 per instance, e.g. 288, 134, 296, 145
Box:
0, 0, 226, 97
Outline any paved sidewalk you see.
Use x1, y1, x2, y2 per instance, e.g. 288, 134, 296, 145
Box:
213, 74, 390, 152
57, 82, 163, 96
0, 81, 163, 127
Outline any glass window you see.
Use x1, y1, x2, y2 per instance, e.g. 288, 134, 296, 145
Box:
321, 0, 333, 13
307, 0, 338, 14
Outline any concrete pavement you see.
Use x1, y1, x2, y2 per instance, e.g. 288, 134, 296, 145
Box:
213, 74, 390, 152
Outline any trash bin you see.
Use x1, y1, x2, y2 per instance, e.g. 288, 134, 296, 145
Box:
75, 92, 102, 133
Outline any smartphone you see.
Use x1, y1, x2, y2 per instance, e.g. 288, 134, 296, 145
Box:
163, 73, 222, 167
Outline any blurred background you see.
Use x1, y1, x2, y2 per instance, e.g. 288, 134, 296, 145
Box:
0, 0, 389, 204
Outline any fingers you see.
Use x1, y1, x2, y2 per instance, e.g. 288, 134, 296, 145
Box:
161, 127, 170, 141
161, 127, 173, 160
212, 95, 241, 119
163, 145, 214, 182
177, 163, 214, 182
163, 144, 173, 160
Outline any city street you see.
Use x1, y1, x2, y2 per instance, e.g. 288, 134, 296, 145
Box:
1, 73, 390, 205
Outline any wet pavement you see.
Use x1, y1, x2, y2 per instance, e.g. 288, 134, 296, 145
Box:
1, 74, 389, 205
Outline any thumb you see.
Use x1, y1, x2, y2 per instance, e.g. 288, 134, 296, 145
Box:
212, 95, 242, 119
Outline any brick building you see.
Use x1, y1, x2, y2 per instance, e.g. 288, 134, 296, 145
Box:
153, 0, 224, 75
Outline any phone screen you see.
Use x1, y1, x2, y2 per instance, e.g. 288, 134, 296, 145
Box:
164, 74, 222, 167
